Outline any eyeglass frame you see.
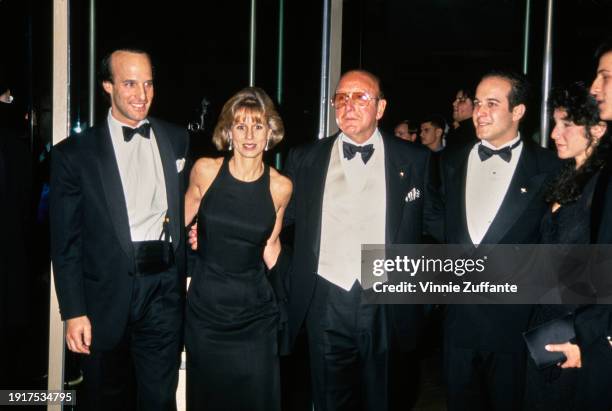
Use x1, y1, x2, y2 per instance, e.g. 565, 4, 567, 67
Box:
330, 91, 383, 108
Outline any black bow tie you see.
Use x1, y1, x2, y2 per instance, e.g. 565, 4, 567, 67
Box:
122, 123, 151, 142
477, 140, 521, 163
343, 141, 375, 164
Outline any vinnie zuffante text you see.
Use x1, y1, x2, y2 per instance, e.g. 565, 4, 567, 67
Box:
370, 256, 518, 294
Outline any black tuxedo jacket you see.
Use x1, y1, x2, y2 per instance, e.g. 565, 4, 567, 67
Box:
50, 118, 189, 350
587, 152, 612, 359
438, 140, 561, 352
280, 132, 433, 351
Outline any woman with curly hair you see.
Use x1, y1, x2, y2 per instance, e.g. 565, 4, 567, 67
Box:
524, 82, 611, 411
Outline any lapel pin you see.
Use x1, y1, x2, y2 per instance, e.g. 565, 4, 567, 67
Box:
399, 170, 405, 178
520, 187, 527, 194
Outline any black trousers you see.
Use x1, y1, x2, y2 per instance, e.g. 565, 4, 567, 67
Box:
306, 277, 392, 411
78, 268, 183, 411
444, 344, 525, 411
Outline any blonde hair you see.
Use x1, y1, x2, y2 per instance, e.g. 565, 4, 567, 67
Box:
212, 87, 285, 151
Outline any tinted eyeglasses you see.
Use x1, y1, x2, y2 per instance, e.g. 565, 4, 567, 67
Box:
331, 91, 380, 108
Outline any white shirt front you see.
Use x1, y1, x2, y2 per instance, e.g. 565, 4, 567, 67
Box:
107, 109, 168, 242
465, 135, 523, 245
317, 129, 387, 290
339, 129, 382, 191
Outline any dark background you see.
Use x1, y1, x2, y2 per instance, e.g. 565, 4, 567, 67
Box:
2, 0, 612, 151
1, 0, 611, 402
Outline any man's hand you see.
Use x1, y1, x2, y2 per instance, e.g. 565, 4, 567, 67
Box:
65, 315, 92, 354
546, 342, 581, 368
189, 223, 198, 250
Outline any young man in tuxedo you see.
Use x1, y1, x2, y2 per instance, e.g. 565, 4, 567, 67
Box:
434, 69, 560, 411
581, 39, 612, 410
50, 49, 188, 411
591, 39, 612, 245
279, 70, 432, 410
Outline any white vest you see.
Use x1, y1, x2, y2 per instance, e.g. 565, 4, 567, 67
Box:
317, 137, 387, 290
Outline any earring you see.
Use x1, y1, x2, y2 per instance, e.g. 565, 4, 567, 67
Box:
265, 137, 270, 152
228, 136, 233, 151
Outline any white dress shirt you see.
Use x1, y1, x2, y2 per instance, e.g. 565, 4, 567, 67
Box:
316, 129, 386, 290
339, 129, 383, 191
465, 135, 523, 245
107, 109, 168, 242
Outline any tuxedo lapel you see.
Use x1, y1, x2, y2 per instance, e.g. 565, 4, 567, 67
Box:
150, 119, 180, 250
481, 144, 545, 244
383, 136, 410, 243
96, 125, 134, 261
449, 151, 472, 244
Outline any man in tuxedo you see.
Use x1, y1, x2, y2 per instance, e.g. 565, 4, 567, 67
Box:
50, 49, 188, 411
591, 39, 612, 245
279, 70, 430, 410
435, 69, 560, 411
582, 38, 612, 410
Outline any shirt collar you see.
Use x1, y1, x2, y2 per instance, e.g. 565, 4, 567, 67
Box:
107, 108, 149, 129
340, 128, 381, 147
480, 133, 521, 150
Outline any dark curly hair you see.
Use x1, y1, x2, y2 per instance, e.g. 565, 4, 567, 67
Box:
545, 81, 610, 205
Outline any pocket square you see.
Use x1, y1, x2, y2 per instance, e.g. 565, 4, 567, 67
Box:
176, 158, 186, 173
405, 187, 421, 202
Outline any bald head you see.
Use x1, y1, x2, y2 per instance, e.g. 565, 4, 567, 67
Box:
337, 70, 383, 97
333, 69, 387, 143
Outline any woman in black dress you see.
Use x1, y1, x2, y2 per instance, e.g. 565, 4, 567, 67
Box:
524, 82, 612, 411
184, 87, 292, 411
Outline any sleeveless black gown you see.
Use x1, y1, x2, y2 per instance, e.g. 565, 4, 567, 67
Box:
185, 157, 280, 411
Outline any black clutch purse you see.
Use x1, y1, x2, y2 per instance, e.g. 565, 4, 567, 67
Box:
523, 313, 575, 369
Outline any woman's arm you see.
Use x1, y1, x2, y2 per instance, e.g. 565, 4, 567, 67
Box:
263, 170, 293, 269
184, 157, 223, 226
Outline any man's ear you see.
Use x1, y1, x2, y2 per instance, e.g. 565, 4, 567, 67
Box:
512, 103, 526, 122
376, 98, 387, 120
102, 80, 113, 95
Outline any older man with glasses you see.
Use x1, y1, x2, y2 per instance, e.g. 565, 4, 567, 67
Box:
279, 69, 434, 410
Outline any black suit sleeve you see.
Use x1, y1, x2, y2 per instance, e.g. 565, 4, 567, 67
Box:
278, 146, 301, 295
423, 150, 445, 243
593, 166, 612, 243
50, 145, 87, 320
281, 147, 298, 229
